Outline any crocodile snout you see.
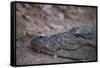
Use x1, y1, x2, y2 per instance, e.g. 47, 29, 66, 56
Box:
31, 36, 48, 50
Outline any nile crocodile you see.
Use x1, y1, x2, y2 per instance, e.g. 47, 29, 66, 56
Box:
31, 26, 97, 61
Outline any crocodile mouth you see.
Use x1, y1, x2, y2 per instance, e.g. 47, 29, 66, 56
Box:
37, 45, 79, 55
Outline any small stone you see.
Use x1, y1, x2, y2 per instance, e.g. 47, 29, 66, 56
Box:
53, 55, 58, 59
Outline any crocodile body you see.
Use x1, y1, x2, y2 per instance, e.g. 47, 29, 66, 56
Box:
31, 26, 97, 61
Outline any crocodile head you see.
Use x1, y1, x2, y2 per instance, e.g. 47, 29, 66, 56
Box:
31, 35, 62, 54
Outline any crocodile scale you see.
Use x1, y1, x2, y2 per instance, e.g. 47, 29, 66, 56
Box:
31, 26, 97, 61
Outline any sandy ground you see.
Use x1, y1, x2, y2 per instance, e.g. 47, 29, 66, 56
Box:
16, 3, 97, 65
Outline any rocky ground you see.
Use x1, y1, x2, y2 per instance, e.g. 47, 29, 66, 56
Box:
16, 2, 97, 65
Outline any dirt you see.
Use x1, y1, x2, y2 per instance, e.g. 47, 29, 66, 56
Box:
16, 2, 97, 65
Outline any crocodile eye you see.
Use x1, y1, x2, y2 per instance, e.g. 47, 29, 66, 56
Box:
39, 36, 44, 38
74, 33, 87, 39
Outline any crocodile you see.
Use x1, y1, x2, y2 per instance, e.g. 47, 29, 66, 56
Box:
31, 26, 97, 61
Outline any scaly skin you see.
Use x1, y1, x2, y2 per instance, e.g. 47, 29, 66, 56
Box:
31, 26, 97, 61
